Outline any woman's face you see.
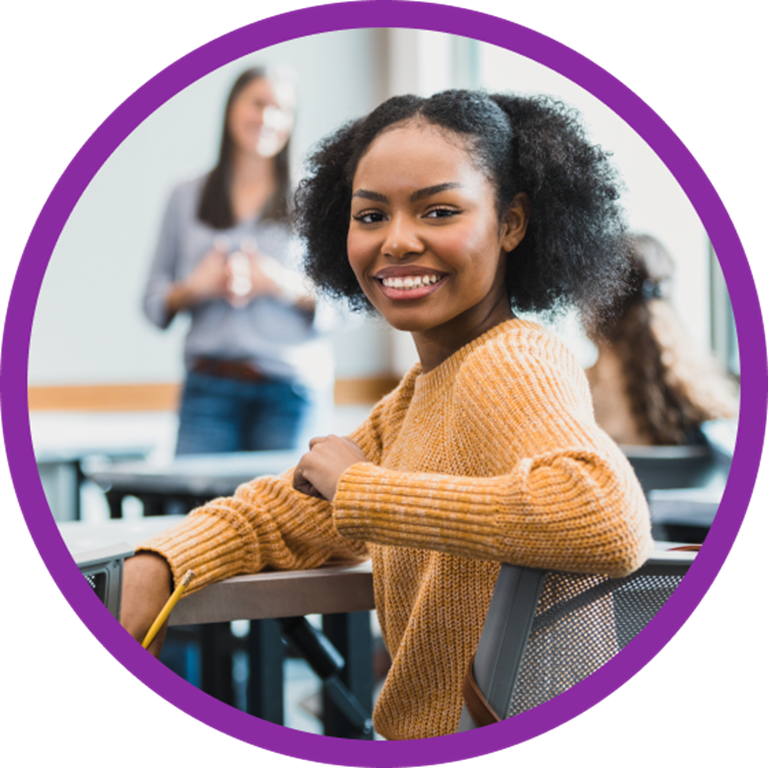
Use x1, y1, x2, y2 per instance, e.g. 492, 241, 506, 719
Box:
347, 121, 527, 340
227, 76, 295, 159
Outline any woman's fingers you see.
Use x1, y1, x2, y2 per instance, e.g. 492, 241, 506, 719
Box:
292, 469, 326, 499
120, 553, 174, 658
292, 435, 367, 501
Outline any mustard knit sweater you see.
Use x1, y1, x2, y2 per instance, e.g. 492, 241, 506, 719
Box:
140, 318, 653, 739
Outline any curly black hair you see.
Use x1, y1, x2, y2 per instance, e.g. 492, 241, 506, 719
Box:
294, 89, 631, 322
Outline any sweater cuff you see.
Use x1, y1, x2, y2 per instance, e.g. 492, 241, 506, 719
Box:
333, 463, 500, 560
137, 508, 257, 594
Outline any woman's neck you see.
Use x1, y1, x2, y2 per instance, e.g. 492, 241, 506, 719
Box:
413, 301, 514, 374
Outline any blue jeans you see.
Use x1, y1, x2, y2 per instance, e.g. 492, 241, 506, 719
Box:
175, 370, 315, 455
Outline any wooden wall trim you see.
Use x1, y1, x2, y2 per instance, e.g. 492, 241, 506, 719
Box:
27, 376, 403, 411
28, 383, 181, 412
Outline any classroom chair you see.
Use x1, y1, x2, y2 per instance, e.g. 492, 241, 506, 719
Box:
458, 547, 696, 730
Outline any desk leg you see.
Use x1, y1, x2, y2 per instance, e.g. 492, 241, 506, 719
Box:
201, 623, 235, 706
142, 494, 168, 516
74, 461, 85, 520
247, 619, 285, 725
106, 491, 124, 519
322, 612, 374, 739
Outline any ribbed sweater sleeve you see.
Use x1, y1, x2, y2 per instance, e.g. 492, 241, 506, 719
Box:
332, 330, 652, 577
137, 379, 404, 593
138, 468, 369, 594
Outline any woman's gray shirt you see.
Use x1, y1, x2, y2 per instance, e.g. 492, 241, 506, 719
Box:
143, 177, 336, 390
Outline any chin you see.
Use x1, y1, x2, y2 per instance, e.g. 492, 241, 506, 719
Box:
378, 311, 437, 334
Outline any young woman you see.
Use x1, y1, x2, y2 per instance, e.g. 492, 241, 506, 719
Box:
143, 67, 332, 455
124, 90, 653, 739
585, 233, 738, 445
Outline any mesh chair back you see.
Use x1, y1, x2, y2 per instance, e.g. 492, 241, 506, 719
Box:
458, 550, 694, 730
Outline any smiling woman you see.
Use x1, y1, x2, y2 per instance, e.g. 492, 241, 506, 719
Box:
122, 88, 652, 740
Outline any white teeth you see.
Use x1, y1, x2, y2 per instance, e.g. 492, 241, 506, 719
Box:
381, 275, 440, 289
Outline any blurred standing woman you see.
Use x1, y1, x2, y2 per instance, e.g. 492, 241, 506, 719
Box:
144, 67, 333, 455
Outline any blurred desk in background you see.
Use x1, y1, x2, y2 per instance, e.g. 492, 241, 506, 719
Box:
649, 486, 723, 544
621, 443, 726, 497
85, 449, 302, 517
621, 427, 734, 544
32, 412, 177, 521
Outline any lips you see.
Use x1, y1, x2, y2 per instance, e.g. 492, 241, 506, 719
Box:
373, 266, 445, 278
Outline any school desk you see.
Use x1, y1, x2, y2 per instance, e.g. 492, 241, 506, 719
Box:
649, 486, 723, 544
59, 516, 376, 738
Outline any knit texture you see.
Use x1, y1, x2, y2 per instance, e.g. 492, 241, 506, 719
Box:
140, 318, 652, 739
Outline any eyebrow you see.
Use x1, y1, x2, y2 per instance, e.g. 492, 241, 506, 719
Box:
352, 182, 462, 204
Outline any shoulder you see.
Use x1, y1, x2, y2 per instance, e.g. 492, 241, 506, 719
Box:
371, 366, 419, 425
461, 319, 581, 379
348, 367, 418, 457
457, 318, 592, 411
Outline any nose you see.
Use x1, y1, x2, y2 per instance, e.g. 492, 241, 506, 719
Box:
382, 214, 424, 260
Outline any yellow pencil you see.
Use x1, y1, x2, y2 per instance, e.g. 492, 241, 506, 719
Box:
141, 570, 195, 649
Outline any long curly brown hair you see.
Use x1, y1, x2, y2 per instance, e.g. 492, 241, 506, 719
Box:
598, 234, 737, 445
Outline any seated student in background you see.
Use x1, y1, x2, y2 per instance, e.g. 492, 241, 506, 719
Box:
123, 89, 653, 739
143, 66, 335, 455
584, 233, 738, 446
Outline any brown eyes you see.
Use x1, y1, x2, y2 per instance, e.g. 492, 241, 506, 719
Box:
352, 212, 385, 224
352, 207, 460, 225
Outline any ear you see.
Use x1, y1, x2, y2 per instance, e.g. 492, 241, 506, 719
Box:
500, 192, 530, 253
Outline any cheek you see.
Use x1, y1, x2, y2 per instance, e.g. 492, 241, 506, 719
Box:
346, 231, 369, 278
436, 224, 494, 274
346, 232, 383, 304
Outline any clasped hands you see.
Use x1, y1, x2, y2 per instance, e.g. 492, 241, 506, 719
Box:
186, 242, 282, 307
292, 435, 368, 501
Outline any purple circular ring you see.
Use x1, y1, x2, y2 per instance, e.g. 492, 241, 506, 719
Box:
3, 2, 764, 766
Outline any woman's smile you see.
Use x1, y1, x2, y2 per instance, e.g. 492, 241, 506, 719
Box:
373, 267, 448, 300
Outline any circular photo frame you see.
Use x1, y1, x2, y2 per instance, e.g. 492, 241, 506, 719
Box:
3, 2, 764, 766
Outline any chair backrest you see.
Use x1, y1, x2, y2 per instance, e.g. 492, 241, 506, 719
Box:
457, 547, 695, 731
